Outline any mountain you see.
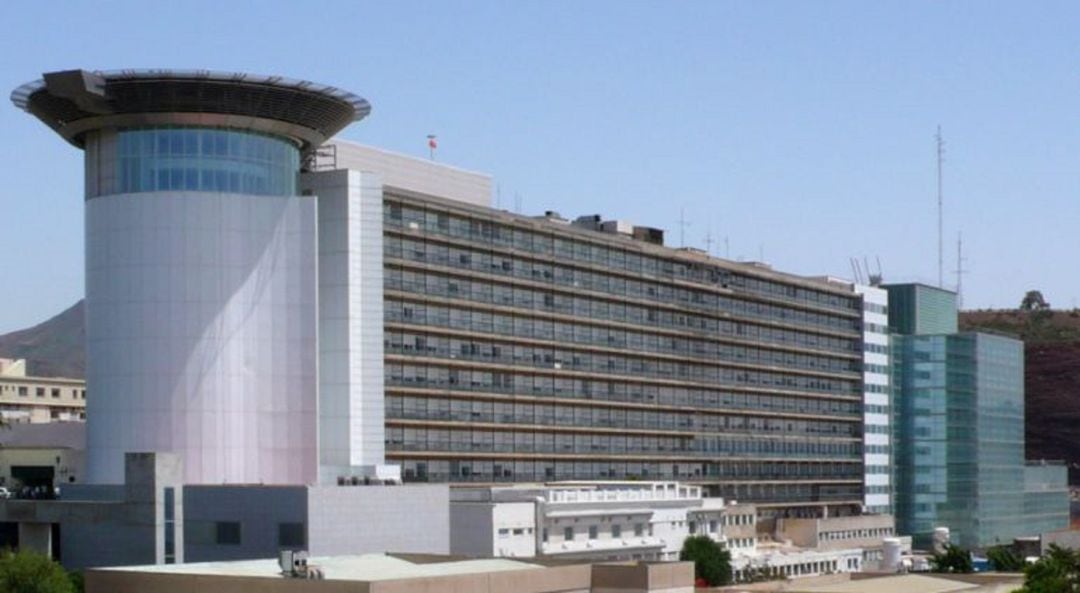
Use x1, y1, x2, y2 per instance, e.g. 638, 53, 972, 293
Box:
960, 308, 1080, 484
0, 300, 84, 378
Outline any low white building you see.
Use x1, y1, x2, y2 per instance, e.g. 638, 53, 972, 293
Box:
451, 481, 905, 583
451, 481, 726, 561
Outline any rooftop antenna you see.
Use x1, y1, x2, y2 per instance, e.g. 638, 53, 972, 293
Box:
872, 256, 884, 286
724, 237, 730, 259
704, 230, 714, 255
496, 184, 502, 210
955, 231, 969, 308
936, 125, 945, 288
850, 258, 864, 285
514, 192, 522, 214
677, 208, 691, 247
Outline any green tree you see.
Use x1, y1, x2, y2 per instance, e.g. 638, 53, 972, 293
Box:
679, 535, 733, 587
1017, 544, 1080, 593
930, 543, 974, 574
987, 545, 1024, 572
1021, 290, 1051, 311
0, 550, 75, 593
65, 571, 83, 593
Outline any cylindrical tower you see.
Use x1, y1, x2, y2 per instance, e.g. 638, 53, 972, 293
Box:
11, 70, 369, 485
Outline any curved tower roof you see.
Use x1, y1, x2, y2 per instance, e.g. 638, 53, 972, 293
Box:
11, 69, 370, 152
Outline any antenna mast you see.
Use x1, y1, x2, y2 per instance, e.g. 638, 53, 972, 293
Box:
677, 208, 691, 247
955, 231, 969, 308
936, 125, 945, 288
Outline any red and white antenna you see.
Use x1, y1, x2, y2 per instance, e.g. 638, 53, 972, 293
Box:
427, 134, 437, 160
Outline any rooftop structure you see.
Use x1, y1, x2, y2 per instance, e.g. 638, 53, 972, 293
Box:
86, 553, 694, 593
12, 69, 369, 152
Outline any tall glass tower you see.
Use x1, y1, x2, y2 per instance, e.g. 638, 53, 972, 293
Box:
11, 70, 369, 485
886, 283, 1068, 548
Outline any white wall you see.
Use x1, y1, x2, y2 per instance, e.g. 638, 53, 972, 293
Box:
492, 502, 538, 558
85, 192, 318, 485
855, 285, 891, 513
302, 170, 387, 476
307, 485, 450, 555
325, 139, 492, 207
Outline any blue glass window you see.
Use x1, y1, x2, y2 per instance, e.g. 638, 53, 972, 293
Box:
102, 127, 299, 197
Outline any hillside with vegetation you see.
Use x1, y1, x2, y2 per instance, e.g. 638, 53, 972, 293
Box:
961, 291, 1080, 483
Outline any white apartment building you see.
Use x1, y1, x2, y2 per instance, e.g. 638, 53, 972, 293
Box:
0, 359, 85, 424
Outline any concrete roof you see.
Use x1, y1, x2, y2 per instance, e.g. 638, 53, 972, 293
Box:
0, 421, 84, 449
103, 553, 541, 582
793, 573, 1018, 593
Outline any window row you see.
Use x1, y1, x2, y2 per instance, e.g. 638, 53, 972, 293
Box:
396, 458, 864, 483
715, 482, 864, 505
3, 384, 85, 400
97, 127, 299, 198
387, 235, 861, 333
386, 364, 863, 417
387, 331, 858, 386
386, 426, 861, 460
385, 200, 860, 314
388, 300, 857, 372
388, 265, 859, 349
387, 339, 861, 396
387, 395, 861, 438
547, 521, 657, 543
185, 520, 305, 548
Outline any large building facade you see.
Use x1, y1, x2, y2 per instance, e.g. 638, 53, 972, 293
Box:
12, 69, 882, 567
379, 193, 868, 511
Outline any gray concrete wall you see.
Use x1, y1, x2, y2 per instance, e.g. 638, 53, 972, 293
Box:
307, 485, 449, 555
18, 523, 50, 555
60, 452, 182, 569
449, 502, 495, 557
62, 521, 156, 569
183, 485, 308, 562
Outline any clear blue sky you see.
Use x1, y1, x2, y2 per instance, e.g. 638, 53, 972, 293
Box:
2, 1, 1078, 333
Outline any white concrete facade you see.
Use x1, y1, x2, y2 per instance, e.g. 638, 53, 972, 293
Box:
451, 482, 733, 562
85, 192, 318, 485
451, 481, 898, 584
302, 170, 391, 481
855, 285, 891, 514
326, 140, 493, 208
